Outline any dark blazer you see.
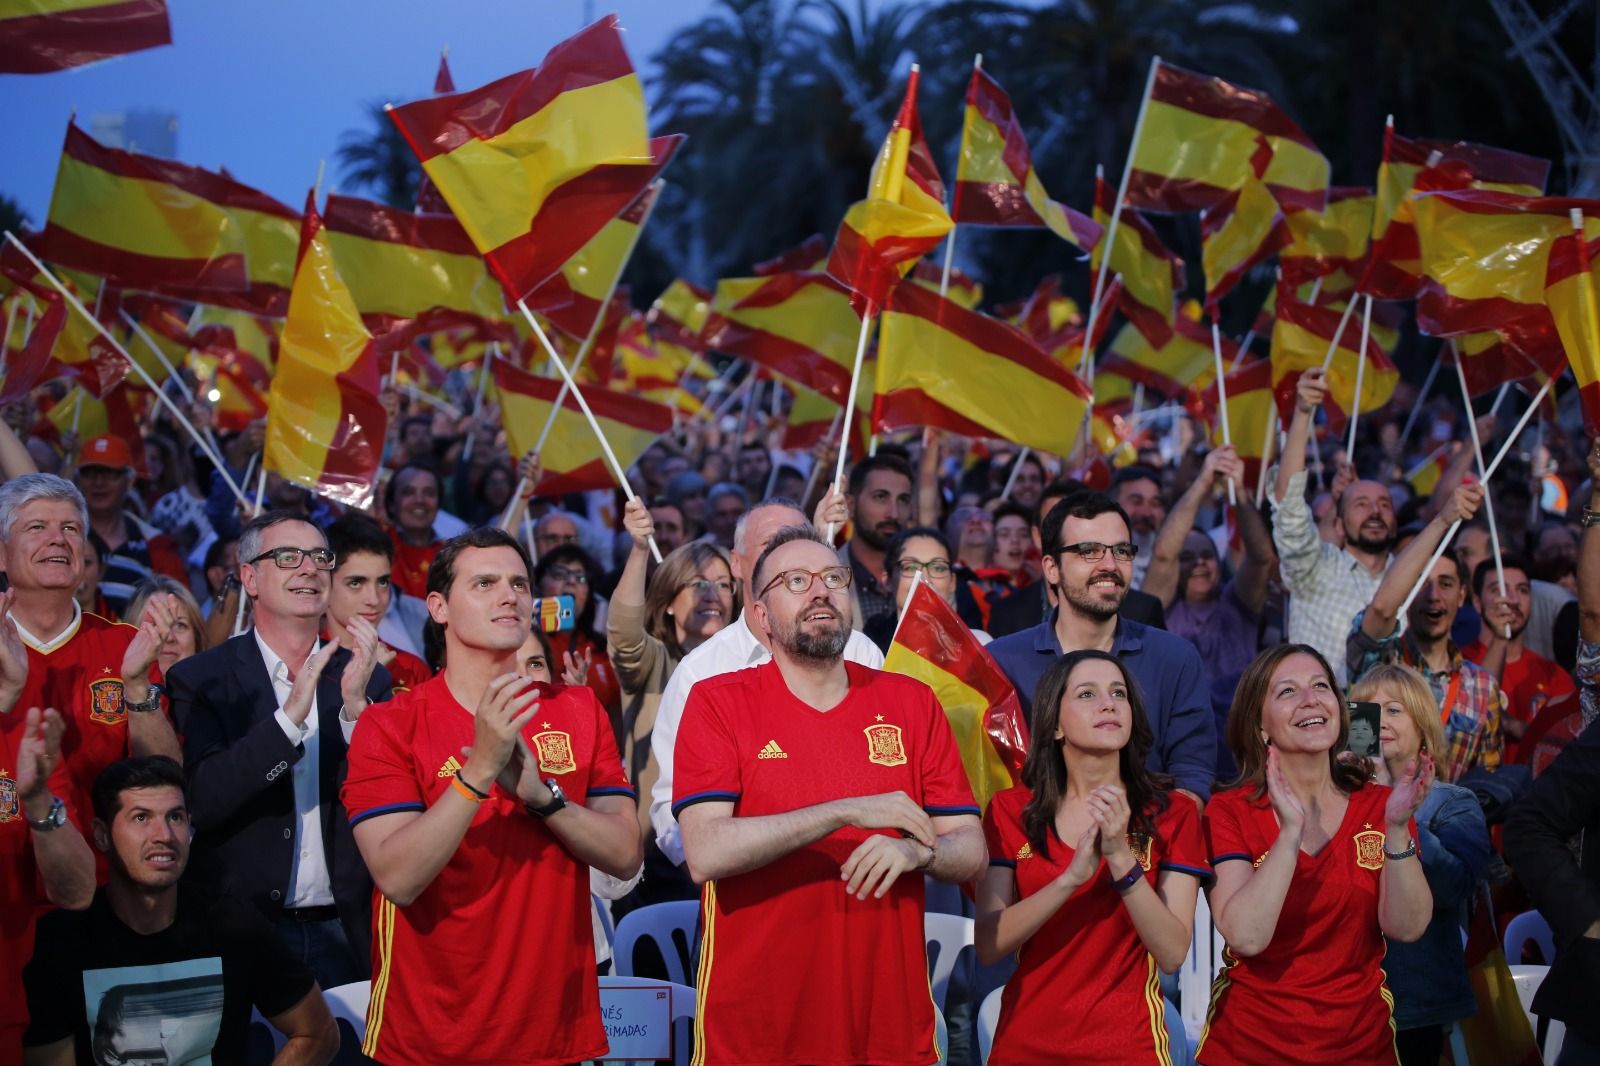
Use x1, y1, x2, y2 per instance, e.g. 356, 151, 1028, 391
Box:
170, 633, 393, 973
987, 581, 1166, 638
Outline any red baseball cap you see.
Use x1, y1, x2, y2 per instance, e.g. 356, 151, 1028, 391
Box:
76, 435, 135, 472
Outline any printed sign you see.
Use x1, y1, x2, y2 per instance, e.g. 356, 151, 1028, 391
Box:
598, 983, 674, 1062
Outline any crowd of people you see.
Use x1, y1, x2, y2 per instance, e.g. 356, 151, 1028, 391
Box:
2, 350, 1600, 1066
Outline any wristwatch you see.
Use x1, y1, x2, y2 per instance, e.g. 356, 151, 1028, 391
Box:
27, 796, 66, 833
124, 683, 163, 714
526, 779, 568, 819
1581, 506, 1600, 529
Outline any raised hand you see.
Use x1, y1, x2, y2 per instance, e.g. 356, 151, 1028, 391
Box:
281, 640, 341, 727
1202, 445, 1243, 491
14, 707, 65, 818
813, 481, 848, 534
1440, 481, 1486, 526
1295, 368, 1329, 414
1385, 752, 1435, 829
622, 497, 655, 552
517, 450, 543, 494
842, 791, 936, 849
338, 616, 382, 721
1266, 746, 1307, 837
561, 646, 591, 687
122, 592, 180, 685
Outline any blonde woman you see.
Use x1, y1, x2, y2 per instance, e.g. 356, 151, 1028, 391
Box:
1351, 664, 1490, 1066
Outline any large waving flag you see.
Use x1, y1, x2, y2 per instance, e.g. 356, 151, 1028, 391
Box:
1201, 177, 1290, 308
493, 357, 672, 495
1270, 294, 1398, 424
884, 580, 1027, 811
0, 0, 169, 73
1092, 171, 1184, 348
1455, 326, 1566, 400
1195, 358, 1277, 497
263, 193, 388, 507
0, 278, 67, 403
0, 250, 129, 397
702, 272, 862, 403
1546, 223, 1600, 429
952, 65, 1100, 251
1097, 304, 1231, 401
386, 16, 658, 304
1126, 60, 1330, 213
414, 51, 459, 215
874, 278, 1092, 453
1281, 188, 1374, 292
826, 65, 953, 309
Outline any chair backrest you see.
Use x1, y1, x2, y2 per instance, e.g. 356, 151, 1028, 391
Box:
595, 976, 697, 1066
612, 900, 701, 986
1163, 996, 1191, 1066
977, 985, 1004, 1065
1178, 889, 1224, 1043
923, 912, 975, 1013
1508, 964, 1567, 1064
1503, 909, 1556, 966
249, 980, 370, 1059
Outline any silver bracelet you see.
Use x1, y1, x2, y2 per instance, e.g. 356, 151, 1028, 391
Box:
1382, 837, 1417, 861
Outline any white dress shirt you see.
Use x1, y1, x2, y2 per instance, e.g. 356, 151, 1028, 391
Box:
648, 610, 885, 864
258, 629, 345, 909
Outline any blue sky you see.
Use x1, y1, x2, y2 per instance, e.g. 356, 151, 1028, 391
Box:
1, 1, 715, 222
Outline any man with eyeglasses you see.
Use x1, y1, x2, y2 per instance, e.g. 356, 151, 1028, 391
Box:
675, 525, 984, 1064
170, 510, 393, 1018
986, 491, 1217, 800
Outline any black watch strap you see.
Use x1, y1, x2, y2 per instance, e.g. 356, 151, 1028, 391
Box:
526, 780, 567, 818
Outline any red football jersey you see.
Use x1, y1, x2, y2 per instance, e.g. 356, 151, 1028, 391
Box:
382, 645, 433, 694
1460, 641, 1575, 764
387, 529, 439, 599
982, 786, 1210, 1065
342, 675, 634, 1066
1197, 782, 1415, 1066
672, 660, 979, 1066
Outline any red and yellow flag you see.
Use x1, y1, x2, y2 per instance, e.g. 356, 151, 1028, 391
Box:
1546, 222, 1600, 428
263, 193, 388, 507
1281, 187, 1374, 290
909, 261, 984, 310
952, 65, 1100, 251
1201, 177, 1290, 308
0, 277, 68, 403
414, 51, 459, 215
826, 66, 953, 309
1455, 326, 1566, 400
754, 235, 828, 276
1097, 303, 1229, 401
386, 16, 658, 303
883, 579, 1027, 811
493, 357, 672, 495
1270, 295, 1398, 424
1092, 172, 1184, 348
47, 384, 148, 470
1196, 358, 1277, 497
874, 278, 1092, 453
781, 373, 870, 455
1126, 60, 1329, 213
1404, 444, 1451, 498
702, 272, 862, 403
0, 0, 169, 73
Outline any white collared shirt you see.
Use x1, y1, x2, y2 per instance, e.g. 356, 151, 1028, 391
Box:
647, 610, 884, 864
11, 599, 83, 654
257, 629, 337, 909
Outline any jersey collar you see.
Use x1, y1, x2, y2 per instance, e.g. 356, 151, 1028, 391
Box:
12, 599, 82, 654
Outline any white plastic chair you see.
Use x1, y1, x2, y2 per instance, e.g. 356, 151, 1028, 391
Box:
1179, 889, 1225, 1045
977, 985, 1004, 1064
1509, 964, 1567, 1063
591, 975, 697, 1065
924, 912, 975, 1013
1504, 909, 1557, 966
612, 900, 700, 986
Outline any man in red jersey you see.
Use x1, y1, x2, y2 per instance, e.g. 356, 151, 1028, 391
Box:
344, 527, 641, 1066
675, 525, 986, 1066
323, 514, 432, 692
0, 473, 180, 1065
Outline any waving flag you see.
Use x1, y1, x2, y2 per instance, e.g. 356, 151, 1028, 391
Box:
952, 65, 1100, 251
1455, 326, 1566, 399
1092, 172, 1184, 348
0, 0, 169, 73
1270, 295, 1398, 424
884, 580, 1027, 811
1196, 358, 1277, 496
826, 66, 953, 309
910, 261, 984, 310
0, 279, 68, 403
1097, 305, 1230, 401
1201, 178, 1290, 308
1281, 188, 1374, 290
874, 279, 1092, 453
1126, 60, 1329, 214
702, 272, 862, 403
264, 193, 387, 507
415, 51, 459, 215
1546, 224, 1600, 429
386, 16, 658, 303
1404, 444, 1451, 498
782, 373, 871, 455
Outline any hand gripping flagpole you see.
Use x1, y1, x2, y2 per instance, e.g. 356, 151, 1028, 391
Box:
1210, 321, 1238, 505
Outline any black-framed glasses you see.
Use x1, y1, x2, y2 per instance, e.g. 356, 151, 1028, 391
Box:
1059, 541, 1138, 564
759, 566, 853, 598
248, 546, 336, 570
898, 558, 953, 579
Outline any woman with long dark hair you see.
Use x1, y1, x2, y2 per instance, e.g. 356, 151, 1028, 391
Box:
534, 543, 622, 728
1197, 644, 1435, 1065
976, 649, 1209, 1065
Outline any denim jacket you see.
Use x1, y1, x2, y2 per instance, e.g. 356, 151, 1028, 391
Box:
1383, 781, 1491, 1029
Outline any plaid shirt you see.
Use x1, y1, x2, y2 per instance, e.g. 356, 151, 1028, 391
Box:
1271, 470, 1390, 685
1348, 609, 1506, 783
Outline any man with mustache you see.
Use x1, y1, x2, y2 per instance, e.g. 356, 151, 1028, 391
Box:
986, 492, 1216, 800
1272, 368, 1398, 684
840, 455, 915, 632
1459, 554, 1573, 764
674, 525, 984, 1064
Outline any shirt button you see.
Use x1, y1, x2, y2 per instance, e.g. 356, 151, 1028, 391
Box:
283, 828, 292, 840
270, 890, 282, 901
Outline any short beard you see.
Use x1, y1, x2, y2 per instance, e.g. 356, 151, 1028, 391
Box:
1062, 580, 1124, 621
1347, 527, 1394, 554
773, 606, 848, 663
855, 522, 899, 552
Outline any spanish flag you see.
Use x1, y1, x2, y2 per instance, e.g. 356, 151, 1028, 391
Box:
1196, 357, 1277, 498
1092, 172, 1184, 348
193, 306, 278, 371
492, 356, 672, 496
47, 384, 147, 472
1456, 326, 1566, 399
1097, 304, 1229, 401
322, 194, 504, 332
0, 0, 168, 73
884, 579, 1027, 811
702, 272, 863, 403
1404, 444, 1451, 498
386, 16, 658, 304
1545, 222, 1600, 429
1000, 275, 1080, 342
1270, 295, 1397, 424
754, 235, 828, 276
414, 51, 458, 215
263, 193, 388, 508
1201, 177, 1290, 308
909, 260, 984, 310
612, 313, 702, 416
0, 249, 129, 397
197, 345, 270, 432
0, 278, 67, 404
874, 278, 1092, 454
782, 374, 870, 455
953, 65, 1101, 251
1281, 188, 1374, 289
826, 65, 953, 309
1126, 60, 1329, 214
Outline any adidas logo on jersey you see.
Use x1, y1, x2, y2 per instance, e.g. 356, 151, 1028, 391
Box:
437, 755, 463, 778
756, 740, 788, 760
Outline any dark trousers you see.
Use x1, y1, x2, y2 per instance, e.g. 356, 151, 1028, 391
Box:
273, 914, 370, 1066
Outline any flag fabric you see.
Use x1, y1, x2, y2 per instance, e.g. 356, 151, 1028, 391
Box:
0, 248, 130, 398
0, 0, 169, 73
874, 278, 1092, 454
1281, 187, 1374, 290
1201, 177, 1291, 308
492, 356, 672, 495
1455, 326, 1566, 400
1097, 305, 1232, 401
47, 384, 147, 470
414, 51, 459, 214
1126, 60, 1330, 214
1270, 295, 1398, 423
194, 306, 278, 371
1092, 172, 1184, 348
883, 580, 1027, 811
323, 194, 504, 331
826, 66, 953, 309
781, 374, 869, 454
263, 193, 388, 508
1458, 889, 1542, 1066
612, 313, 702, 415
909, 261, 984, 310
702, 272, 863, 403
952, 66, 1100, 251
386, 17, 659, 304
1545, 225, 1600, 429
197, 344, 271, 431
1195, 357, 1277, 496
1404, 444, 1451, 498
0, 278, 68, 403
754, 235, 828, 276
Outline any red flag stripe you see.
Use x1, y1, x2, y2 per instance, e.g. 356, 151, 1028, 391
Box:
0, 0, 169, 74
323, 195, 479, 256
1148, 62, 1321, 150
887, 281, 1091, 396
491, 358, 674, 431
54, 123, 295, 218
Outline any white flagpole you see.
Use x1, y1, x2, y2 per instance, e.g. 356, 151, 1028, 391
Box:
1452, 343, 1509, 619
1256, 406, 1277, 508
1345, 293, 1374, 462
1000, 448, 1031, 501
827, 308, 876, 541
1211, 322, 1237, 505
232, 466, 269, 637
1397, 356, 1442, 448
459, 344, 497, 464
117, 311, 197, 402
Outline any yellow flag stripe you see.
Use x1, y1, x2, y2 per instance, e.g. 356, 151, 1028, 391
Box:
325, 228, 502, 321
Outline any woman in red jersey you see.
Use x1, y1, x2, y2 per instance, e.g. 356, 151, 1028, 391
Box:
977, 649, 1210, 1066
1197, 644, 1435, 1066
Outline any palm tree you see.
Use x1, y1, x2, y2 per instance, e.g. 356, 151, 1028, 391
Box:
0, 194, 30, 238
334, 102, 421, 209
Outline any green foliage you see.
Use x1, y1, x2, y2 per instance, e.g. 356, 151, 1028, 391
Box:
335, 102, 420, 210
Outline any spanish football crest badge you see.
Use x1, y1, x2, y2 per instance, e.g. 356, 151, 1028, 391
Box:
531, 730, 577, 775
864, 724, 907, 767
88, 678, 126, 725
1129, 834, 1152, 871
1015, 842, 1032, 861
0, 771, 17, 823
1353, 826, 1386, 870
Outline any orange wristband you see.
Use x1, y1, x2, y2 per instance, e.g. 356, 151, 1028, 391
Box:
451, 773, 489, 804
